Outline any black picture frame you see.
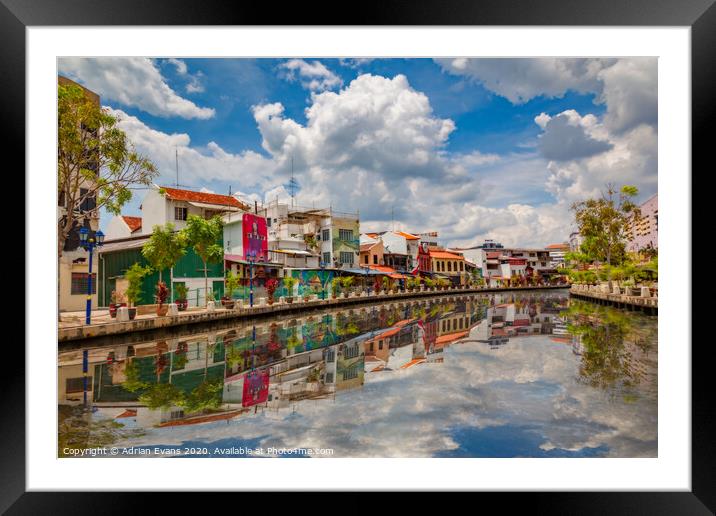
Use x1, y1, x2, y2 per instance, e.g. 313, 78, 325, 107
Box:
5, 0, 709, 512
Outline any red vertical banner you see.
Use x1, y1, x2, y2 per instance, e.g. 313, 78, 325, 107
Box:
242, 369, 269, 407
242, 213, 268, 262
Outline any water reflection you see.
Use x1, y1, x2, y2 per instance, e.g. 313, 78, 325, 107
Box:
58, 291, 657, 457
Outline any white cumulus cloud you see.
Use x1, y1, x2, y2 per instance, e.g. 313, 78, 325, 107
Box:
279, 59, 343, 92
58, 57, 215, 119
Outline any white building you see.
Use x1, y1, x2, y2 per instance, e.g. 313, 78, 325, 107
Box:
105, 185, 248, 240
260, 201, 360, 270
546, 243, 570, 268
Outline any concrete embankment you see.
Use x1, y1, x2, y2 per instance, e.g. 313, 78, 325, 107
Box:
568, 285, 657, 315
58, 285, 569, 347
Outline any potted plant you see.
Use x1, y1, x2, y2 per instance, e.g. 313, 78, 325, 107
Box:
340, 276, 354, 297
331, 277, 342, 299
265, 278, 278, 305
125, 262, 151, 320
221, 270, 239, 309
378, 276, 387, 294
302, 289, 311, 303
154, 280, 169, 316
109, 290, 127, 318
283, 276, 297, 303
174, 283, 189, 311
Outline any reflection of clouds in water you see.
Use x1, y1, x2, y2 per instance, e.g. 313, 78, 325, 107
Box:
115, 334, 656, 458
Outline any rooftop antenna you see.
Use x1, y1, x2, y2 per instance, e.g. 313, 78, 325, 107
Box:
173, 148, 190, 188
287, 156, 298, 208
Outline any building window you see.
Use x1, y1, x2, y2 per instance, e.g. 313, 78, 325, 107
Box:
342, 365, 359, 381
378, 341, 383, 350
266, 218, 271, 227
447, 262, 452, 272
322, 229, 330, 241
323, 252, 331, 264
71, 273, 96, 295
340, 251, 354, 265
79, 188, 97, 213
339, 229, 354, 241
363, 255, 368, 264
325, 372, 334, 383
343, 344, 360, 359
373, 255, 378, 264
369, 342, 374, 352
174, 206, 187, 221
66, 377, 91, 394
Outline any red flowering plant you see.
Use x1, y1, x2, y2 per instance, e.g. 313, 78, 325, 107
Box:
265, 278, 278, 305
154, 281, 169, 308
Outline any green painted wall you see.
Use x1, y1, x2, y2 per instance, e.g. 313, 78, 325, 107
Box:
98, 237, 224, 306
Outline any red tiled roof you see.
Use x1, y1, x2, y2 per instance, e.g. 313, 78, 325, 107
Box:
429, 250, 464, 260
486, 252, 501, 259
122, 216, 142, 233
115, 409, 137, 419
436, 330, 468, 346
160, 186, 248, 209
546, 243, 569, 249
395, 231, 420, 240
157, 409, 246, 427
360, 243, 378, 252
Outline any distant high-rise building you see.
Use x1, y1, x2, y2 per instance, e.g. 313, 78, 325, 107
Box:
627, 193, 658, 252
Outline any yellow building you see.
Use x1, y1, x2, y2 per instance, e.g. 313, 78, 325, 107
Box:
430, 249, 467, 286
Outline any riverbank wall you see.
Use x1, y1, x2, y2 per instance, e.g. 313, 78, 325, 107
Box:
568, 285, 658, 315
59, 285, 569, 347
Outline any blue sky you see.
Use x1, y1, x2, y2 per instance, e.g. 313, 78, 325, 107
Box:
58, 57, 656, 247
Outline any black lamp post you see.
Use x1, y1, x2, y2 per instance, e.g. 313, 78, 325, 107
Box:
78, 226, 104, 325
248, 250, 256, 307
319, 261, 326, 300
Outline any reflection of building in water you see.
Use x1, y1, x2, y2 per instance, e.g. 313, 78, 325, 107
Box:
58, 294, 570, 431
471, 293, 571, 347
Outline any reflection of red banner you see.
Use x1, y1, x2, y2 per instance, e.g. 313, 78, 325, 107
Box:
242, 369, 269, 407
242, 213, 268, 261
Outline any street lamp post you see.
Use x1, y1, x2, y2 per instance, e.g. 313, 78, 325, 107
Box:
248, 251, 255, 307
319, 261, 326, 300
78, 227, 104, 325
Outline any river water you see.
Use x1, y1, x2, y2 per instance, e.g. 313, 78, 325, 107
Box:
58, 289, 657, 458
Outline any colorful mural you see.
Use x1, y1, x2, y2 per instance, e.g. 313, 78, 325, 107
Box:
284, 269, 335, 297
242, 213, 268, 261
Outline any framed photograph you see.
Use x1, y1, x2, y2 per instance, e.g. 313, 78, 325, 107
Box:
9, 0, 709, 511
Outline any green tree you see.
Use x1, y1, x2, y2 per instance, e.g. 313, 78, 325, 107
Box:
138, 383, 185, 410
125, 263, 152, 307
141, 223, 186, 284
58, 82, 158, 258
180, 215, 224, 305
122, 359, 150, 392
571, 184, 640, 283
182, 378, 223, 413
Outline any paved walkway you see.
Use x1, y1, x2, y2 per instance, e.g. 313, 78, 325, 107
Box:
59, 307, 206, 329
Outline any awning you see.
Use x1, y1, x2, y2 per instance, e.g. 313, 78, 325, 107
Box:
188, 201, 241, 211
270, 249, 316, 256
342, 268, 385, 276
224, 254, 283, 268
99, 236, 150, 254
